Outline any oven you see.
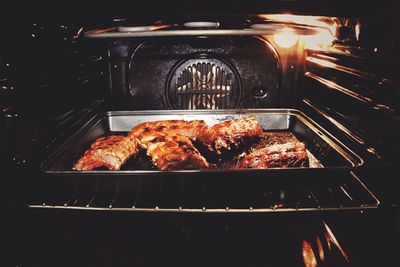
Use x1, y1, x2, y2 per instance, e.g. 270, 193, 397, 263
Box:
2, 1, 400, 266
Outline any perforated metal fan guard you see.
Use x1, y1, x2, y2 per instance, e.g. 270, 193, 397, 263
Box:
166, 57, 242, 109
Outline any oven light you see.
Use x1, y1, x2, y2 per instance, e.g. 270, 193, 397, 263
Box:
259, 14, 337, 36
260, 14, 337, 51
273, 27, 299, 48
301, 28, 335, 51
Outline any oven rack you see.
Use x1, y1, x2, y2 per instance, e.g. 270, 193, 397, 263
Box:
29, 172, 379, 213
84, 23, 317, 39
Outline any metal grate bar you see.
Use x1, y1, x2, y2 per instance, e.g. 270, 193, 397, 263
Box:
29, 184, 378, 213
64, 195, 75, 207
29, 172, 379, 212
29, 203, 378, 213
308, 182, 361, 208
84, 27, 317, 39
86, 196, 95, 207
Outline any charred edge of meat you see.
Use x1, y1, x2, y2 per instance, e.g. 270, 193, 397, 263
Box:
193, 136, 260, 165
237, 142, 309, 169
119, 149, 156, 170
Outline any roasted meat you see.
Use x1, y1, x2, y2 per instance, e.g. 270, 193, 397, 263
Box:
144, 132, 209, 170
127, 119, 209, 170
129, 119, 207, 144
74, 117, 309, 171
254, 132, 299, 149
238, 142, 309, 169
197, 117, 263, 154
73, 135, 139, 171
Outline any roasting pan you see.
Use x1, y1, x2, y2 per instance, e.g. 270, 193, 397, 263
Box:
36, 109, 376, 209
41, 109, 362, 175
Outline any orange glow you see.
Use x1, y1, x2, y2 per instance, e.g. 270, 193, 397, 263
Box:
260, 14, 337, 51
273, 27, 298, 48
301, 29, 335, 51
302, 240, 318, 267
306, 56, 337, 69
323, 222, 350, 262
259, 14, 337, 35
306, 56, 370, 78
316, 236, 325, 262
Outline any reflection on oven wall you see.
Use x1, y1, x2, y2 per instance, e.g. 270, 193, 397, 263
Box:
297, 16, 400, 165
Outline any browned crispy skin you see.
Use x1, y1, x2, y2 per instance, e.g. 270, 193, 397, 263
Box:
129, 120, 207, 145
73, 135, 138, 171
238, 142, 309, 169
128, 120, 209, 170
144, 132, 209, 170
197, 117, 263, 154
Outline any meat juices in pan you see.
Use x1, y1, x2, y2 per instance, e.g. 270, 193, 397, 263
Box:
197, 117, 264, 154
73, 135, 139, 171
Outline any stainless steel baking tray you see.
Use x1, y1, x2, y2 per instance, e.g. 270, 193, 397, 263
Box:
41, 109, 363, 175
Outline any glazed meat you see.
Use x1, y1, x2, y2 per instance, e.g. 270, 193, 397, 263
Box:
73, 135, 139, 171
144, 132, 209, 170
129, 119, 207, 145
197, 117, 263, 154
127, 119, 209, 170
238, 142, 309, 169
73, 117, 310, 171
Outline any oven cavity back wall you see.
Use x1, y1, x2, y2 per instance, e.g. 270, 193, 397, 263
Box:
107, 36, 287, 110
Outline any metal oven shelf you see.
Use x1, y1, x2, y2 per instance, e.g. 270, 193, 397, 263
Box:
29, 172, 379, 213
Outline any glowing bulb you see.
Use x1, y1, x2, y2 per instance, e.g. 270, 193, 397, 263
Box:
273, 28, 299, 48
302, 28, 335, 51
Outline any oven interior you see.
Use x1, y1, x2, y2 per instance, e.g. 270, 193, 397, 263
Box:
2, 2, 400, 266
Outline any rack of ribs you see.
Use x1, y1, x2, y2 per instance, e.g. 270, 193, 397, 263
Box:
129, 119, 207, 145
238, 142, 309, 169
128, 120, 209, 170
144, 132, 209, 170
73, 135, 139, 171
197, 117, 263, 154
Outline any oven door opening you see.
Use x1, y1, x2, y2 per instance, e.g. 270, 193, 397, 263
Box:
2, 4, 399, 267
